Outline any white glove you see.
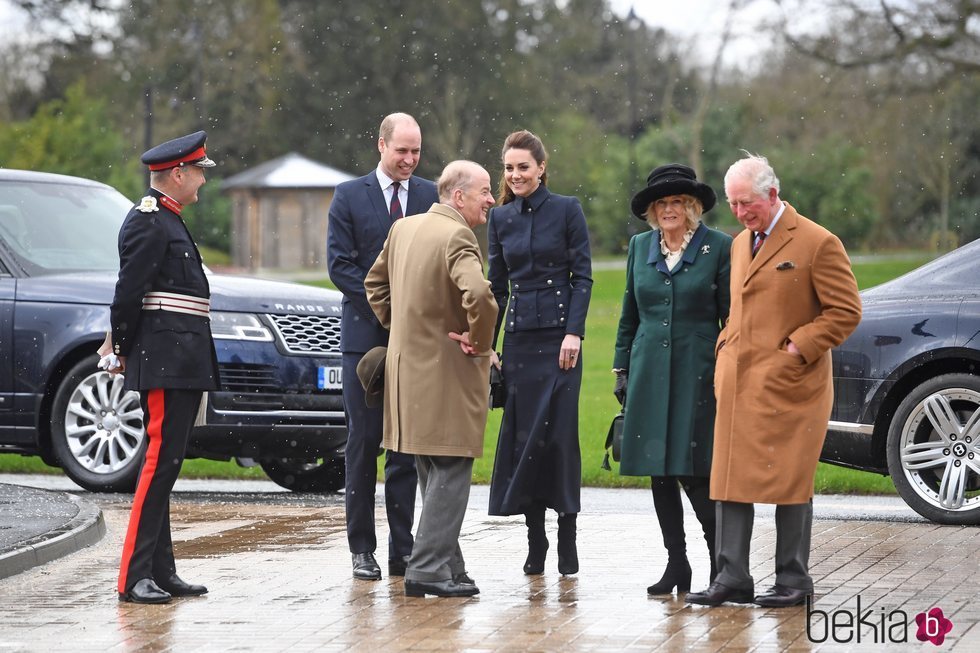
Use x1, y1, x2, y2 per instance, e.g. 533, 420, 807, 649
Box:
98, 353, 120, 372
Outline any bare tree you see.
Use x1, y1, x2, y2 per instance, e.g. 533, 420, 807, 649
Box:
776, 0, 980, 81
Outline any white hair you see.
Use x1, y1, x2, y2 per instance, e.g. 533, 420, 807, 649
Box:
725, 151, 780, 197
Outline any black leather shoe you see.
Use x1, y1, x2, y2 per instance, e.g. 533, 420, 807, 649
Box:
352, 552, 382, 580
453, 572, 475, 586
118, 578, 171, 604
404, 579, 480, 598
157, 574, 208, 597
388, 555, 410, 577
754, 584, 811, 607
685, 582, 754, 606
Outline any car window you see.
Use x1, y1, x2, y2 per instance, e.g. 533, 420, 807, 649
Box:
0, 180, 130, 275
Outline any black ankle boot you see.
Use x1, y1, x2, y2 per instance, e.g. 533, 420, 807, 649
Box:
523, 504, 548, 575
557, 512, 578, 575
647, 557, 692, 595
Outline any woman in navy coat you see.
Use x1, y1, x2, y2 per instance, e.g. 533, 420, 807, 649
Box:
487, 130, 593, 575
613, 164, 731, 595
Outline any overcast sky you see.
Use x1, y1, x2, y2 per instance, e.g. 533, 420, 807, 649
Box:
609, 0, 779, 67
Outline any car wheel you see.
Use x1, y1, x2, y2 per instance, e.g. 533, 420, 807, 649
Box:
260, 457, 345, 492
886, 373, 980, 525
49, 356, 145, 492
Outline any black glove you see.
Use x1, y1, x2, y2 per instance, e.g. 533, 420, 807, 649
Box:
614, 370, 627, 406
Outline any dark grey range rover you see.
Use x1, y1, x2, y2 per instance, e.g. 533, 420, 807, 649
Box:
0, 168, 347, 492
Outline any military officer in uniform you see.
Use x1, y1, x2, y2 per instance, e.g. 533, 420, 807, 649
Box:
108, 131, 220, 604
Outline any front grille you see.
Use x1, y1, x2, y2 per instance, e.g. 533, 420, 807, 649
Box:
218, 363, 279, 393
267, 313, 342, 355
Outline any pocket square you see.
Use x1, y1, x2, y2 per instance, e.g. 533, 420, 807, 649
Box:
776, 260, 796, 270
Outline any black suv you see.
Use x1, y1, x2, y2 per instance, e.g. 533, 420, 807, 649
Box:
0, 169, 347, 492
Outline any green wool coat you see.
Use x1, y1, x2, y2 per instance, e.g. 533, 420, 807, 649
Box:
613, 223, 732, 477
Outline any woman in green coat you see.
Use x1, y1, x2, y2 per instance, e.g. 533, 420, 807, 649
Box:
613, 164, 732, 596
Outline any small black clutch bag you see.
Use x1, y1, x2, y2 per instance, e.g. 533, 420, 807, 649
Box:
489, 363, 506, 409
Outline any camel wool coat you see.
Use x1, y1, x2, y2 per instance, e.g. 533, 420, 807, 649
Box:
711, 203, 861, 504
365, 203, 498, 459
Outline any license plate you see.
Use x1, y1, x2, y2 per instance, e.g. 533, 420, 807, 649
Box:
317, 366, 343, 390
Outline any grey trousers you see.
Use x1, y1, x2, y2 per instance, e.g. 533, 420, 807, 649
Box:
714, 500, 814, 592
405, 455, 473, 583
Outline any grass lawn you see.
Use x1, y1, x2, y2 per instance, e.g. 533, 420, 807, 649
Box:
0, 253, 928, 494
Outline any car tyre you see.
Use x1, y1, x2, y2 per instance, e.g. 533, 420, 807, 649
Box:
886, 373, 980, 525
49, 355, 145, 492
260, 457, 345, 492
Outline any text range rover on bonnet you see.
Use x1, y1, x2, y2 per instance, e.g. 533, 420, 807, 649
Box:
0, 168, 348, 492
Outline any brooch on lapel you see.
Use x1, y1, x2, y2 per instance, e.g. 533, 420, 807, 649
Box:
701, 245, 710, 255
137, 196, 159, 213
776, 260, 796, 270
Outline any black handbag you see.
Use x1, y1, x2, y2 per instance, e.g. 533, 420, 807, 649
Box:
489, 362, 506, 409
601, 410, 624, 470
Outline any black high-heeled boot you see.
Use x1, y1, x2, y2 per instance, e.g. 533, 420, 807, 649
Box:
683, 477, 718, 583
648, 477, 692, 595
557, 512, 578, 575
523, 502, 548, 575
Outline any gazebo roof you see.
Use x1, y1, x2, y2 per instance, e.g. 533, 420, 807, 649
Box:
221, 152, 356, 190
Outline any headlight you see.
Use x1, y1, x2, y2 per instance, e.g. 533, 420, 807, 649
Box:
210, 312, 273, 341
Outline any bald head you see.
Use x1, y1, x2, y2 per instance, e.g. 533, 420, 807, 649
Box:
379, 113, 420, 142
438, 160, 495, 228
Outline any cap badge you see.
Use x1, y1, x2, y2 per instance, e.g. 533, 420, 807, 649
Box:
137, 196, 160, 213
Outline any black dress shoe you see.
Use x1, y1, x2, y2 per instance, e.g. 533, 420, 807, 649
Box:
118, 578, 171, 604
156, 574, 208, 597
352, 552, 382, 580
754, 584, 811, 607
453, 572, 475, 586
388, 555, 410, 577
685, 581, 754, 606
404, 579, 480, 598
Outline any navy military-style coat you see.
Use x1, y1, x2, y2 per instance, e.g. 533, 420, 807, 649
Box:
487, 185, 593, 346
110, 188, 220, 392
327, 172, 439, 354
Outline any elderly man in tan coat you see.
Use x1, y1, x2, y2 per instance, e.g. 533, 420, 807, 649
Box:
365, 160, 498, 598
687, 153, 862, 609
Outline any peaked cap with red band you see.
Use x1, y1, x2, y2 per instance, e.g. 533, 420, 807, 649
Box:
141, 130, 216, 171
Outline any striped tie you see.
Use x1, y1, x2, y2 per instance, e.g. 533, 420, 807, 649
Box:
752, 231, 766, 257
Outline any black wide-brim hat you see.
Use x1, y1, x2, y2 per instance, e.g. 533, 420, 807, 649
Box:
356, 346, 387, 408
630, 163, 716, 219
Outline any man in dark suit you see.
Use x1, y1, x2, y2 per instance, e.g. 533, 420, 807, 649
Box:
109, 131, 221, 604
327, 113, 439, 580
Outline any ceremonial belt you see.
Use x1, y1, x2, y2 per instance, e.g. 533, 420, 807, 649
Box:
142, 291, 211, 317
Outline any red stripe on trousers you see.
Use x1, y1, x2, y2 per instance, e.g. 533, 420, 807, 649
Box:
117, 388, 165, 593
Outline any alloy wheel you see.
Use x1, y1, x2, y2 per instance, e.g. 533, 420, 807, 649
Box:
63, 371, 144, 475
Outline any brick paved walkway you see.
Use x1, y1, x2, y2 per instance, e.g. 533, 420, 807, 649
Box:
0, 490, 977, 652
